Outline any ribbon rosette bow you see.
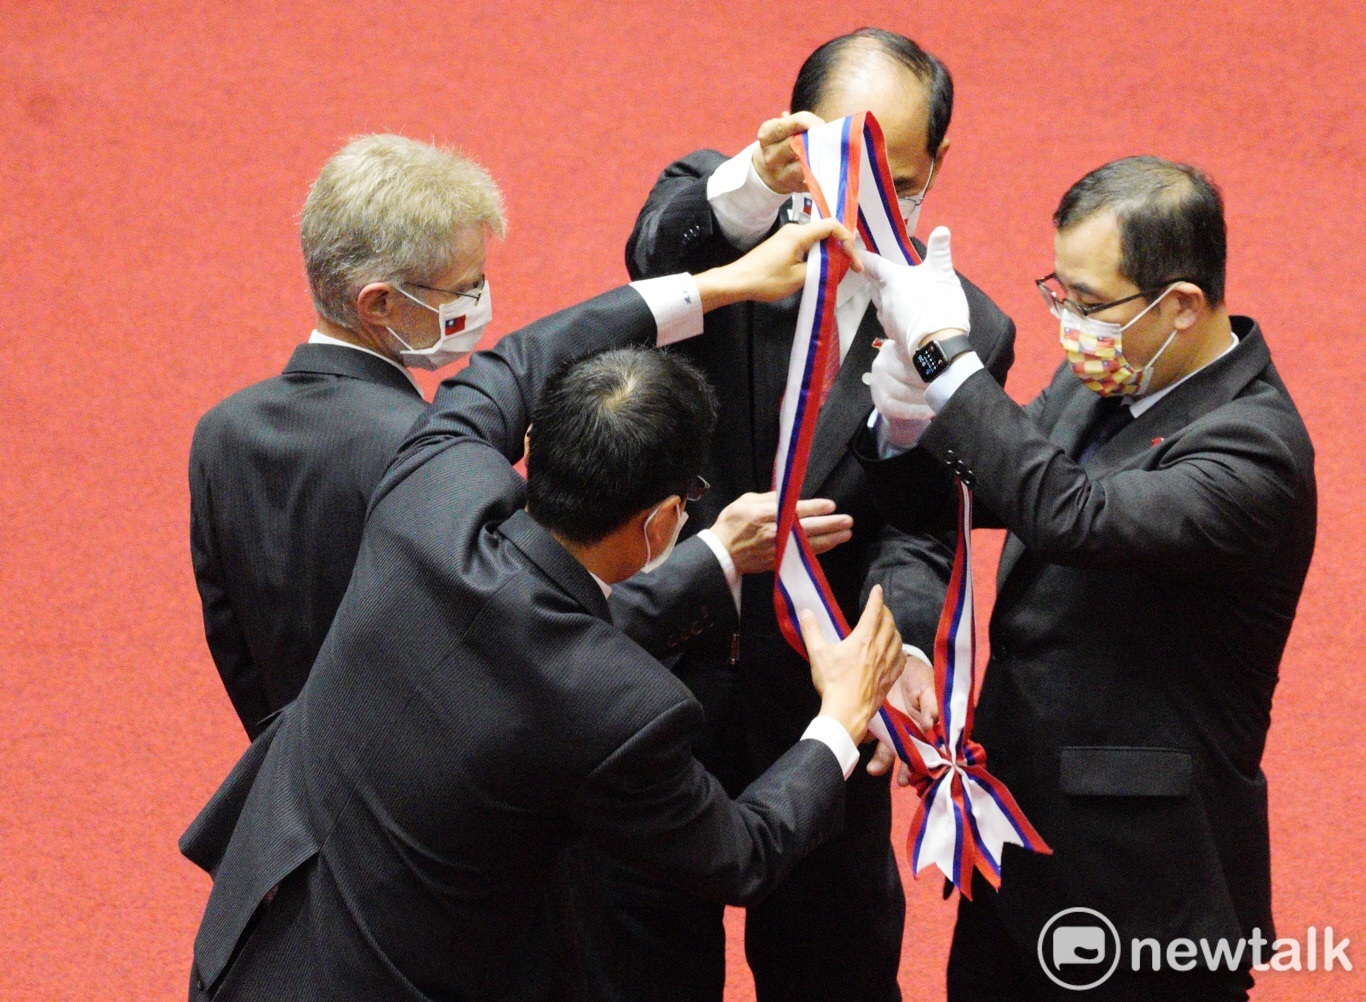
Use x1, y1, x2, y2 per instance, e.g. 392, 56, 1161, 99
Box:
770, 112, 1050, 896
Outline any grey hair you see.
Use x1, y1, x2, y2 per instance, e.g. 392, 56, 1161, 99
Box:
300, 134, 506, 329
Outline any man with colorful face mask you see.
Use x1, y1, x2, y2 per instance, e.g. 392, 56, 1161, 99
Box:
567, 26, 1018, 1002
859, 157, 1316, 1000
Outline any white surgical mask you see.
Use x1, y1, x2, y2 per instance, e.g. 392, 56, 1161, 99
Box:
1055, 285, 1179, 396
641, 503, 688, 574
896, 160, 936, 237
388, 281, 493, 371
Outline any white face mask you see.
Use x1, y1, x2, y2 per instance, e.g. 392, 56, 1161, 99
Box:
896, 160, 936, 237
641, 503, 688, 574
1054, 285, 1179, 397
388, 281, 493, 371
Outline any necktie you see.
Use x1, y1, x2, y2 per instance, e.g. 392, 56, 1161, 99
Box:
1077, 397, 1134, 466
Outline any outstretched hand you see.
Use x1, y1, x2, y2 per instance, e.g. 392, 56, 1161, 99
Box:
709, 491, 853, 576
800, 585, 906, 745
866, 648, 939, 785
696, 219, 862, 311
752, 112, 825, 194
861, 226, 971, 349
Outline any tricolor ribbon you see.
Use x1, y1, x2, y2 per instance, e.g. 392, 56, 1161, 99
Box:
770, 113, 1050, 897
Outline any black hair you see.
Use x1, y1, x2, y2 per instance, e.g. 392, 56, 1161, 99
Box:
1054, 156, 1227, 307
790, 28, 954, 157
526, 347, 718, 545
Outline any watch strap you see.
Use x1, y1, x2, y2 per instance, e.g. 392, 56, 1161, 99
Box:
934, 334, 974, 368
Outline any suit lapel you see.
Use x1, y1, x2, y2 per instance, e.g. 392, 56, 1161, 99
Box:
1084, 322, 1270, 477
496, 510, 613, 624
801, 306, 881, 496
995, 322, 1270, 585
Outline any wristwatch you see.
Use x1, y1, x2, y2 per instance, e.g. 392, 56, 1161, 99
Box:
911, 334, 973, 383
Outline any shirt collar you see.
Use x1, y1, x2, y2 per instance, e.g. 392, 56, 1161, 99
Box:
1126, 330, 1239, 418
588, 570, 613, 600
308, 330, 423, 396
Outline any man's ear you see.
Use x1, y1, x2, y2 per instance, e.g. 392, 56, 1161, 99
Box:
1170, 281, 1207, 331
356, 282, 399, 329
926, 139, 951, 194
641, 496, 681, 551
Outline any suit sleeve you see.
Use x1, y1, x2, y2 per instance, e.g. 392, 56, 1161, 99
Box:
855, 283, 1018, 534
607, 535, 740, 659
573, 698, 845, 907
626, 150, 755, 279
373, 286, 659, 506
189, 448, 273, 738
916, 369, 1309, 571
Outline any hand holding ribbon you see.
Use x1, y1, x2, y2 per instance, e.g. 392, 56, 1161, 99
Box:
861, 226, 971, 347
772, 112, 1050, 898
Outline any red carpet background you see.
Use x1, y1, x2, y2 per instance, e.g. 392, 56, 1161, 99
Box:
0, 2, 1361, 998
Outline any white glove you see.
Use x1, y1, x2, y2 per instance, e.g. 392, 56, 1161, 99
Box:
861, 226, 971, 348
867, 339, 933, 448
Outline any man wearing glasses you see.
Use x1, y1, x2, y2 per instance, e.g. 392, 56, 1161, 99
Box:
858, 156, 1317, 999
191, 134, 844, 741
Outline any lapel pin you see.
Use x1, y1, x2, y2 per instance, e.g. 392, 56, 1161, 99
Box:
1151, 437, 1164, 447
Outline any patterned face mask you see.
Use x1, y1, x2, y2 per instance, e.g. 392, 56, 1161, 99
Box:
1056, 285, 1178, 396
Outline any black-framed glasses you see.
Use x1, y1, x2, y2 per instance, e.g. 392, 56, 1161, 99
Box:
684, 475, 710, 505
1035, 273, 1185, 319
409, 277, 486, 304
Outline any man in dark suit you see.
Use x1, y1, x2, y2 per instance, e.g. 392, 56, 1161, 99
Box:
189, 134, 505, 737
191, 133, 845, 741
573, 29, 1017, 1001
181, 218, 913, 1001
860, 158, 1316, 1000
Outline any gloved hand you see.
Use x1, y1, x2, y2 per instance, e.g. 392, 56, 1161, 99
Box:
861, 226, 971, 348
866, 339, 934, 448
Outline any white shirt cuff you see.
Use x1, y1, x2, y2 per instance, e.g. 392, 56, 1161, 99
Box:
924, 352, 985, 412
706, 143, 790, 251
801, 715, 861, 780
696, 528, 742, 614
867, 410, 931, 458
630, 274, 705, 346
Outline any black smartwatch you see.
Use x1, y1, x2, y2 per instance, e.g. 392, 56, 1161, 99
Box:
911, 334, 973, 383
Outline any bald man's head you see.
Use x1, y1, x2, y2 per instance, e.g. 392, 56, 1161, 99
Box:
790, 29, 953, 157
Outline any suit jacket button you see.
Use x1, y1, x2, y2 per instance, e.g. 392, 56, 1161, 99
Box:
944, 449, 958, 461
691, 623, 705, 636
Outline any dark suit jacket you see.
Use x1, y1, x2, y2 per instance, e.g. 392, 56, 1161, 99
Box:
858, 317, 1316, 947
616, 148, 1016, 779
181, 286, 847, 1001
189, 344, 426, 737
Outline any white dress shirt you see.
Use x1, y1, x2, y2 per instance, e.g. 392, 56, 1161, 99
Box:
708, 144, 875, 355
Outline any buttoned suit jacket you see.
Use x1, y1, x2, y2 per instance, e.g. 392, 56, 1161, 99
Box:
615, 148, 1017, 780
858, 318, 1316, 947
180, 286, 848, 1001
189, 344, 428, 737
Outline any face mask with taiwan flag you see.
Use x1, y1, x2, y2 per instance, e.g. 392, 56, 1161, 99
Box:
390, 280, 493, 371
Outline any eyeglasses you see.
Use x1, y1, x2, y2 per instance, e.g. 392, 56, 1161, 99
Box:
1035, 273, 1186, 319
684, 475, 710, 505
408, 277, 486, 304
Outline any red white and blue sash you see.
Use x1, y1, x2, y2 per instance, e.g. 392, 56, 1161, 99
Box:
771, 113, 1050, 896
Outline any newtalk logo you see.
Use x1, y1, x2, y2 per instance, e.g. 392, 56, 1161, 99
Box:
1037, 908, 1353, 991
